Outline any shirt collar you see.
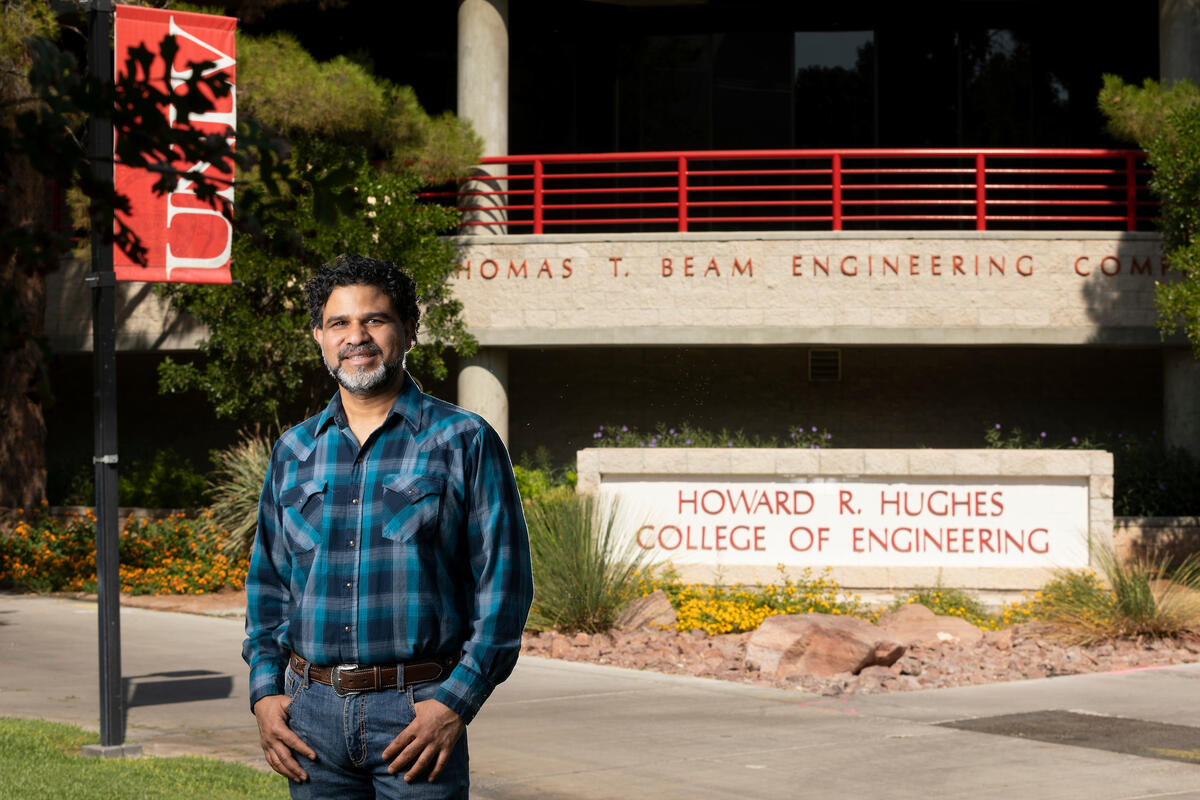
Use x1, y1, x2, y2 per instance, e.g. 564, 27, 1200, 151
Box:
314, 372, 424, 434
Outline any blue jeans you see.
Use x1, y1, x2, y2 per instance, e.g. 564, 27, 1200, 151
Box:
283, 665, 469, 799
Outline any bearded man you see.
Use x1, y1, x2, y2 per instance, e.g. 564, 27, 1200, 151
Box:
243, 254, 533, 799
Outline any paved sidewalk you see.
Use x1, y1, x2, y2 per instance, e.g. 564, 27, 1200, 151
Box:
3, 593, 1200, 799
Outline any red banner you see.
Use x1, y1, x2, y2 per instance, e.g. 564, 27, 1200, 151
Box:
113, 5, 236, 284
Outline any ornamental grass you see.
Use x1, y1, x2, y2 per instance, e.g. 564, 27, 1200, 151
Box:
525, 491, 654, 633
0, 505, 248, 595
1001, 548, 1200, 643
208, 427, 275, 558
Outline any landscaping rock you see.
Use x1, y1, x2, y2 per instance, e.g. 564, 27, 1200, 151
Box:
744, 613, 906, 678
616, 590, 677, 631
877, 603, 985, 646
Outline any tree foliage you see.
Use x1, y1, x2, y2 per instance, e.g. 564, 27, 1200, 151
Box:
1099, 75, 1200, 354
0, 2, 309, 505
156, 30, 480, 423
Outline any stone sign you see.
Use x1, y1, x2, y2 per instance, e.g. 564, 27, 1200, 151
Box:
577, 448, 1112, 591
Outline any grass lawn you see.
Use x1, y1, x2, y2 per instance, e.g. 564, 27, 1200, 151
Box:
0, 717, 287, 800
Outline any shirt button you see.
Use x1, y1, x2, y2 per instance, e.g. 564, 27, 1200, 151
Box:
344, 626, 350, 632
348, 540, 355, 547
346, 583, 352, 589
351, 498, 358, 504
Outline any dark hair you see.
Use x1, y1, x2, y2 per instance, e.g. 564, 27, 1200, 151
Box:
304, 254, 420, 333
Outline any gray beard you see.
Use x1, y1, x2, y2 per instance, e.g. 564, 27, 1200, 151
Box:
327, 353, 405, 395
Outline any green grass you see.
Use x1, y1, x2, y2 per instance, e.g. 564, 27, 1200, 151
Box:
0, 717, 287, 800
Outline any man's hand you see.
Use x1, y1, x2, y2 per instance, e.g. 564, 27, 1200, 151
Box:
382, 699, 465, 783
253, 694, 317, 782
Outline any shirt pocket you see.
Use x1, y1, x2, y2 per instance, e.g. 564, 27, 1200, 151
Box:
278, 478, 326, 552
381, 474, 445, 544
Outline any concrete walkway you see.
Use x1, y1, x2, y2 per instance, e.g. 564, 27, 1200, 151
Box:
3, 593, 1200, 799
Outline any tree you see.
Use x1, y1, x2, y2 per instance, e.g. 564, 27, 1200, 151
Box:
0, 2, 291, 507
0, 3, 355, 506
156, 31, 480, 424
1099, 75, 1200, 353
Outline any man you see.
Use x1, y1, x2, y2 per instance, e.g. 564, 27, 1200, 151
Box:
243, 254, 533, 799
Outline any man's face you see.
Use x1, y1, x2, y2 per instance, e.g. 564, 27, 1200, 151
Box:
312, 284, 416, 397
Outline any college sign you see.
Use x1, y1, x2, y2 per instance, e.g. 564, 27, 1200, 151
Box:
602, 478, 1088, 569
578, 448, 1112, 590
113, 5, 236, 283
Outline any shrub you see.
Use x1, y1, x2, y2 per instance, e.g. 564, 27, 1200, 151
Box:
55, 449, 208, 509
207, 428, 275, 558
643, 565, 870, 635
1003, 549, 1200, 642
514, 448, 576, 504
0, 506, 247, 595
525, 493, 652, 633
590, 422, 833, 449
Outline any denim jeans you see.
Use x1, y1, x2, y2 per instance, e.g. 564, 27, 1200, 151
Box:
283, 664, 470, 799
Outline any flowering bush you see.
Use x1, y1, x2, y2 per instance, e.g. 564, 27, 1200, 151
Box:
591, 422, 833, 449
639, 566, 870, 635
999, 570, 1114, 629
0, 505, 248, 595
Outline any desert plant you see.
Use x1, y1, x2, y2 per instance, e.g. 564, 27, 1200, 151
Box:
525, 493, 653, 633
208, 428, 274, 558
1020, 548, 1200, 642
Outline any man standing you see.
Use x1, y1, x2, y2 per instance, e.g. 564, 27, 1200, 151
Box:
243, 254, 533, 799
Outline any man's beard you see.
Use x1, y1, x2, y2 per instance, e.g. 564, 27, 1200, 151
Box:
326, 344, 404, 395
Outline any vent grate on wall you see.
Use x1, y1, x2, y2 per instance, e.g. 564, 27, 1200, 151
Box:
808, 349, 841, 382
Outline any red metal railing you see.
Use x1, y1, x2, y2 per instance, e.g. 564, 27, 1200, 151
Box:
424, 148, 1155, 234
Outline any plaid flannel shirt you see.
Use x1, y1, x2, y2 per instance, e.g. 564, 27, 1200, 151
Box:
242, 374, 532, 724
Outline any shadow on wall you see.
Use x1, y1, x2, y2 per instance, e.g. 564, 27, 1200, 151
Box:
1080, 236, 1173, 347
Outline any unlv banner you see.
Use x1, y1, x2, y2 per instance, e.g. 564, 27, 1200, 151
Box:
113, 5, 235, 283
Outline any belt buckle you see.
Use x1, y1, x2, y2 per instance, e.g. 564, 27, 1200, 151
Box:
331, 664, 359, 697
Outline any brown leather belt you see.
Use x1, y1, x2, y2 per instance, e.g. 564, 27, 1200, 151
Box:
289, 652, 459, 697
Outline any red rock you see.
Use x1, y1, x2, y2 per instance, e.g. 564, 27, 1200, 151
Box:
572, 632, 590, 646
877, 603, 984, 646
616, 590, 678, 631
983, 629, 1013, 650
550, 634, 572, 659
744, 613, 906, 678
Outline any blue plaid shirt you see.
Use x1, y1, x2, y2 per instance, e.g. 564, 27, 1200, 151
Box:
242, 374, 532, 724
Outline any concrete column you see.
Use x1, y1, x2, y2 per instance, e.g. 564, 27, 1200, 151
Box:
457, 0, 509, 234
1164, 349, 1200, 458
458, 348, 509, 445
1161, 0, 1200, 83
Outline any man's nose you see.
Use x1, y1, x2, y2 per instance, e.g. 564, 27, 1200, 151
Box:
344, 321, 372, 343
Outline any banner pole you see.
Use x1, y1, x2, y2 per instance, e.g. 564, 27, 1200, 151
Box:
85, 0, 128, 755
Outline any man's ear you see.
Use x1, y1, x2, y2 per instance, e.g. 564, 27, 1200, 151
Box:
312, 326, 322, 346
404, 319, 417, 353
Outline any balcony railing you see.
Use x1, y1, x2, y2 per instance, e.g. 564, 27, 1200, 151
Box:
424, 148, 1155, 235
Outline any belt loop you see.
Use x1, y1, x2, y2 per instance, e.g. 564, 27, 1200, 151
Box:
301, 659, 311, 688
396, 663, 405, 693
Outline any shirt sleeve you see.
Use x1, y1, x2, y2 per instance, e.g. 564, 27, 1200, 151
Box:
434, 423, 534, 724
241, 447, 293, 710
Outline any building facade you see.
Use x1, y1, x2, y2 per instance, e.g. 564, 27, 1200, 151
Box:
43, 0, 1200, 484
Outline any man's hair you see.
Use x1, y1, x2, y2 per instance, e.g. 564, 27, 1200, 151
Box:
304, 254, 420, 332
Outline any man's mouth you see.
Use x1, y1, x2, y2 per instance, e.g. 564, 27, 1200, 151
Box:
340, 346, 381, 364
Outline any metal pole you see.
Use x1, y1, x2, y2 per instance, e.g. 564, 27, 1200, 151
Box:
87, 0, 124, 750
